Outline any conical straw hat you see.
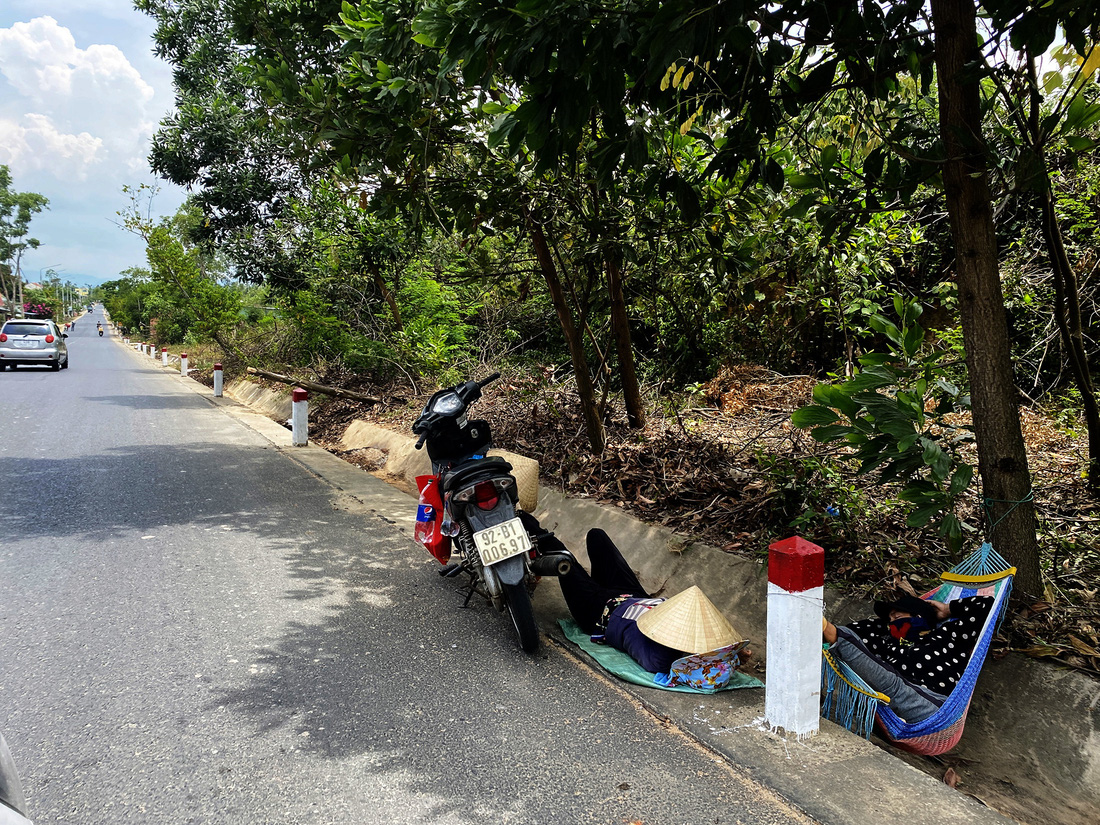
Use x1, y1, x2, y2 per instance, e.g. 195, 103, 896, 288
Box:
635, 586, 743, 654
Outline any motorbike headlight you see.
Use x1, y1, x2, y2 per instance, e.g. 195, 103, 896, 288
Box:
431, 392, 463, 415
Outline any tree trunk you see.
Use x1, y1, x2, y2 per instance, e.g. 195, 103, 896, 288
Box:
1039, 185, 1100, 489
522, 203, 605, 453
1024, 56, 1100, 491
930, 0, 1041, 596
606, 258, 646, 428
370, 265, 403, 331
246, 366, 384, 404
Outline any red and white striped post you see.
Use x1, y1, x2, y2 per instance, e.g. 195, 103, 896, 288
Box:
765, 536, 825, 740
161, 346, 168, 366
213, 362, 223, 397
291, 388, 309, 446
180, 352, 188, 375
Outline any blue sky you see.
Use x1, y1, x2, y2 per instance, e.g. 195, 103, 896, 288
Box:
0, 1, 187, 286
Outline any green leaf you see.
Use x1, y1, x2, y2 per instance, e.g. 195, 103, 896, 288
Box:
787, 172, 822, 189
906, 502, 942, 528
897, 433, 919, 453
857, 352, 893, 367
903, 322, 924, 357
921, 437, 952, 480
842, 367, 895, 393
880, 418, 916, 439
948, 463, 973, 495
784, 192, 818, 220
811, 382, 858, 417
765, 158, 785, 193
791, 405, 840, 427
869, 313, 903, 346
940, 513, 962, 551
487, 114, 518, 150
809, 424, 855, 442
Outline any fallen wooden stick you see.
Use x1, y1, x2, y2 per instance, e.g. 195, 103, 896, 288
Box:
246, 366, 383, 405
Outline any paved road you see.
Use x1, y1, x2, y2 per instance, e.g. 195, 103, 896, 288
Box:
0, 309, 813, 825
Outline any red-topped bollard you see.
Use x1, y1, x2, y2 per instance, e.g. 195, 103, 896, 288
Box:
213, 363, 223, 397
180, 352, 188, 375
161, 346, 168, 366
764, 536, 825, 740
292, 387, 308, 446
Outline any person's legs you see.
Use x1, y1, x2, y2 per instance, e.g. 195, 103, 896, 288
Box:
558, 565, 623, 635
832, 630, 945, 723
586, 529, 649, 597
519, 512, 620, 634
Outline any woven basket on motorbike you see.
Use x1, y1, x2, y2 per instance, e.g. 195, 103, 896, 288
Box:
491, 449, 539, 512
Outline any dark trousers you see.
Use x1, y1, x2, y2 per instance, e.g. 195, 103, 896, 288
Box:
557, 529, 650, 634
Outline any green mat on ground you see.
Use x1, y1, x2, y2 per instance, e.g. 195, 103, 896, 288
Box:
558, 618, 764, 693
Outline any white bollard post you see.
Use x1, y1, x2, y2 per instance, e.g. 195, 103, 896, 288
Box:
764, 536, 825, 740
213, 362, 223, 397
291, 387, 308, 446
162, 347, 168, 366
180, 352, 188, 375
150, 344, 158, 359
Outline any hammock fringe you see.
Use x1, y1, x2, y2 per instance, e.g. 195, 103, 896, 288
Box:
821, 648, 887, 739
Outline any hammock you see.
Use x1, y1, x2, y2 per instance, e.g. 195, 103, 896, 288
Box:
822, 542, 1015, 755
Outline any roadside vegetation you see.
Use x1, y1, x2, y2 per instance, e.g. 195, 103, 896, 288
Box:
87, 2, 1100, 676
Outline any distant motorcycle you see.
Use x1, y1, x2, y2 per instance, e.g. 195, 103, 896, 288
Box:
97, 327, 103, 337
411, 372, 572, 652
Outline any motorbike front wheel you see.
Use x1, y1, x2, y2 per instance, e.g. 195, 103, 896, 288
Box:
502, 580, 539, 653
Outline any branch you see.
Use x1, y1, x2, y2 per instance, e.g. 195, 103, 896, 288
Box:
245, 366, 384, 405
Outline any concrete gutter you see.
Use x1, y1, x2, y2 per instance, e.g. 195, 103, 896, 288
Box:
134, 355, 1097, 825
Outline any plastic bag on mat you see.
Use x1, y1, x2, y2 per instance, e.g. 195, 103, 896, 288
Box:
414, 475, 451, 563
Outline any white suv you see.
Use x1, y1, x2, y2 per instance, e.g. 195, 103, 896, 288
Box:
0, 318, 69, 371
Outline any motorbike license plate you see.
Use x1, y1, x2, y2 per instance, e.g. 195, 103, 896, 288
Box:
472, 517, 532, 566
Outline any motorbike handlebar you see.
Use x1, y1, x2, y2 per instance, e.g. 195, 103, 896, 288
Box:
415, 432, 427, 450
478, 372, 501, 388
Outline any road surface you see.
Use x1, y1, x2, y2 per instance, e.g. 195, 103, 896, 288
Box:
0, 308, 813, 825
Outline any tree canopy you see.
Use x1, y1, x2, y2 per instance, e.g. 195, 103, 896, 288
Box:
133, 1, 1100, 595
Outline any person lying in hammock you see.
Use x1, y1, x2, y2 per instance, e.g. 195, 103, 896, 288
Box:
822, 594, 994, 722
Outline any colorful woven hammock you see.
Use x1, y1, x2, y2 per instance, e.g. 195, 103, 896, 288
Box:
821, 542, 1015, 755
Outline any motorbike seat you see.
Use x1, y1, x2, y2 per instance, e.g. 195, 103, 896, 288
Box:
442, 456, 513, 494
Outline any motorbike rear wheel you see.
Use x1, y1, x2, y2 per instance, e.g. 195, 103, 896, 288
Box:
502, 580, 539, 653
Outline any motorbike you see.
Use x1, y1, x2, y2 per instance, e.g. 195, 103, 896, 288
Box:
411, 372, 572, 653
97, 328, 103, 337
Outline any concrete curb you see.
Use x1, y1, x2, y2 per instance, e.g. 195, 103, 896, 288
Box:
143, 362, 1098, 825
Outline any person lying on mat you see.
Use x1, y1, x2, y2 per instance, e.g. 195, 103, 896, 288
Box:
538, 524, 745, 677
822, 594, 994, 722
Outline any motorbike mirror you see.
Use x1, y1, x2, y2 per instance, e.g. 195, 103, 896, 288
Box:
0, 733, 29, 820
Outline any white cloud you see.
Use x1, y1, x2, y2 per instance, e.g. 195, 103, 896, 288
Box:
0, 113, 103, 177
0, 16, 154, 180
0, 9, 187, 281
